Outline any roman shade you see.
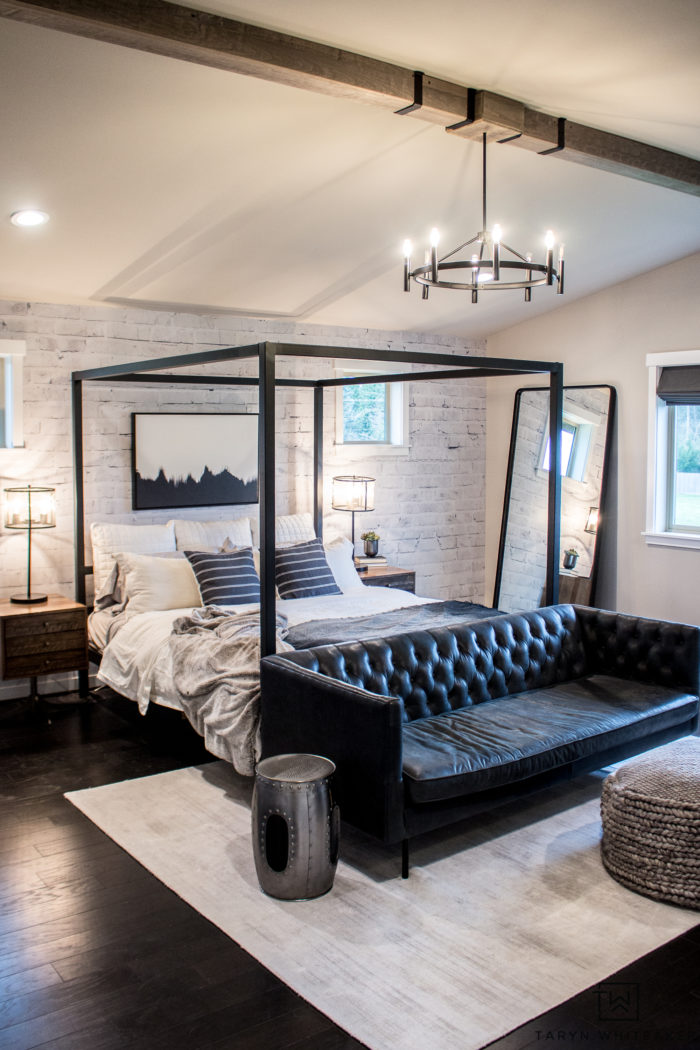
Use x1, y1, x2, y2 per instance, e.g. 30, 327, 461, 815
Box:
657, 365, 700, 405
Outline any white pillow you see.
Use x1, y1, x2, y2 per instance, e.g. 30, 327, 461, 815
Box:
115, 551, 202, 614
172, 517, 253, 551
324, 535, 365, 592
275, 513, 316, 545
91, 521, 176, 592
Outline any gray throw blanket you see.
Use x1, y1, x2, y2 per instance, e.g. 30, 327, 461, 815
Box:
169, 607, 292, 776
286, 599, 499, 649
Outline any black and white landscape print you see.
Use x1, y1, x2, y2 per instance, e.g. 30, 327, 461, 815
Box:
132, 413, 258, 510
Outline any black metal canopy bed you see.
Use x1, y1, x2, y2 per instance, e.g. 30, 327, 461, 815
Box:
71, 341, 564, 771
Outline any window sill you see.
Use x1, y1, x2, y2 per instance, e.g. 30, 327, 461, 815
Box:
642, 530, 700, 550
335, 443, 411, 458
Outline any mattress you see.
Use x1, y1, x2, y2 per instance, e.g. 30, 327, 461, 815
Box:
95, 588, 434, 716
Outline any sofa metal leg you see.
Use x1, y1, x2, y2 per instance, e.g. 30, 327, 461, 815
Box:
401, 839, 409, 879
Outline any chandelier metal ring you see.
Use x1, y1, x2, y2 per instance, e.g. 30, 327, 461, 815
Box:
411, 259, 551, 292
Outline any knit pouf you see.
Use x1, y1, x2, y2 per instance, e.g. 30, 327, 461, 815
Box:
601, 737, 700, 910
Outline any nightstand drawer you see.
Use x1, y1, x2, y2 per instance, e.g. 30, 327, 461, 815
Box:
361, 568, 416, 592
4, 648, 88, 679
381, 575, 415, 592
4, 610, 85, 639
3, 629, 87, 659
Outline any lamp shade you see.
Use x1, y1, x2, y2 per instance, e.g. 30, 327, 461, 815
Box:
331, 475, 375, 513
584, 506, 599, 534
4, 486, 56, 530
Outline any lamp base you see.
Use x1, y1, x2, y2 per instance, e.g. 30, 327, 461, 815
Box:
10, 593, 48, 605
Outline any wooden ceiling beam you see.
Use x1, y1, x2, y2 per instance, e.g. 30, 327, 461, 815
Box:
1, 0, 699, 196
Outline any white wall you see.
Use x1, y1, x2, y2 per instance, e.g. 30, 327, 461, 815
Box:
0, 299, 487, 697
486, 250, 700, 625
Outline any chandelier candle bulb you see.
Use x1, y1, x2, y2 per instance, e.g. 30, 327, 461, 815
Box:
430, 227, 440, 283
557, 244, 565, 295
402, 240, 412, 292
545, 230, 555, 285
471, 254, 479, 303
492, 224, 502, 281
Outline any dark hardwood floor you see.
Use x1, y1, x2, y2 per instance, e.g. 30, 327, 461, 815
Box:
0, 693, 698, 1050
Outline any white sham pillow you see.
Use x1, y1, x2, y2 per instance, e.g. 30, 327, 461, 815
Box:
115, 551, 202, 614
172, 517, 253, 552
90, 521, 176, 592
275, 513, 316, 545
324, 535, 365, 592
250, 513, 316, 547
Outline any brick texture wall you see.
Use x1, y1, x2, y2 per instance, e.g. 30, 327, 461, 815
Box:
0, 299, 486, 698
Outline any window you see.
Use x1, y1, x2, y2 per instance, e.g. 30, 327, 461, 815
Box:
540, 412, 595, 482
542, 422, 577, 475
645, 351, 700, 549
342, 382, 390, 443
667, 403, 700, 532
335, 362, 409, 453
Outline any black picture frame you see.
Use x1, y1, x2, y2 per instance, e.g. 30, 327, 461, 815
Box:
131, 412, 259, 510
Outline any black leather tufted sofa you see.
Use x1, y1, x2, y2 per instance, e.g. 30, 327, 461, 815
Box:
260, 605, 699, 875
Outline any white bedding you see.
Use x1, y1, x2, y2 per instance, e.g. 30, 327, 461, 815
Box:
95, 587, 433, 717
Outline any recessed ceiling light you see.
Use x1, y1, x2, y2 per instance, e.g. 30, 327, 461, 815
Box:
10, 209, 49, 228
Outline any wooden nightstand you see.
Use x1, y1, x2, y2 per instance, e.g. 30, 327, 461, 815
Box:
357, 563, 416, 593
0, 595, 89, 701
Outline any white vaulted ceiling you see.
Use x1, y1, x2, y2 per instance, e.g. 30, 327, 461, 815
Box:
0, 0, 699, 338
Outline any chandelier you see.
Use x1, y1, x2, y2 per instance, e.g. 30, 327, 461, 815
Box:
402, 133, 564, 303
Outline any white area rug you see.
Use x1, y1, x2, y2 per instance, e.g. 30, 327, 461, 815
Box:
66, 762, 697, 1050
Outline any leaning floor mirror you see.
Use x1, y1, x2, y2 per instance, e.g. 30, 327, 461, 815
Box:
494, 384, 616, 613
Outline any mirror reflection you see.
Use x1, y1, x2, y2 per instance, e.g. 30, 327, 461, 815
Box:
494, 385, 616, 614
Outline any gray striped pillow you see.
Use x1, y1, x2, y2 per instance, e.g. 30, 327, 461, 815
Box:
275, 538, 342, 599
185, 548, 260, 606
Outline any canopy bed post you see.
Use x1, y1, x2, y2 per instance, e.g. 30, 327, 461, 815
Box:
71, 377, 86, 607
313, 384, 323, 542
258, 342, 277, 658
72, 375, 90, 698
545, 364, 563, 605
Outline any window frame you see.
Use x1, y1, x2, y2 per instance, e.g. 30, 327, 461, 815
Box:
538, 403, 597, 482
0, 340, 25, 449
644, 349, 700, 550
334, 360, 409, 456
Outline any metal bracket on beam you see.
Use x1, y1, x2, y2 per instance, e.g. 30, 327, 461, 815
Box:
497, 132, 522, 144
395, 71, 424, 115
539, 116, 566, 156
445, 87, 476, 130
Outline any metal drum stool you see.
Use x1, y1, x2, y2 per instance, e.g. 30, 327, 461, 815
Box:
252, 753, 340, 900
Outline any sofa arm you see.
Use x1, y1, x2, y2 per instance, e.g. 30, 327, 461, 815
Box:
260, 656, 407, 842
575, 606, 700, 696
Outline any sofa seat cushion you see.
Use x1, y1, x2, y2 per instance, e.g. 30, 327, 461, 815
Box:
402, 675, 699, 804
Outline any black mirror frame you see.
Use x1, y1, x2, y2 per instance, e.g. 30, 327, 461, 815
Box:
493, 383, 617, 610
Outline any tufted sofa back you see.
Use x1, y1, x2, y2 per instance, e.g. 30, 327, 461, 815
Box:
280, 605, 589, 722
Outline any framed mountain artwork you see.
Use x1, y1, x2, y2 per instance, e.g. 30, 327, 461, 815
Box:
131, 413, 259, 510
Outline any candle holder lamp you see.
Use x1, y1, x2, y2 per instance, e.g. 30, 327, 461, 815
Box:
331, 475, 375, 553
4, 485, 56, 604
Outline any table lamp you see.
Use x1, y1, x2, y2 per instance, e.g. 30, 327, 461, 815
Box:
4, 485, 56, 604
331, 475, 375, 553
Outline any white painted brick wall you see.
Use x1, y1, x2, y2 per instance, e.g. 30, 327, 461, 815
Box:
0, 298, 486, 698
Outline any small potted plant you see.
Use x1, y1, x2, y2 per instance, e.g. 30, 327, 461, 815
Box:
563, 547, 579, 570
361, 530, 380, 557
